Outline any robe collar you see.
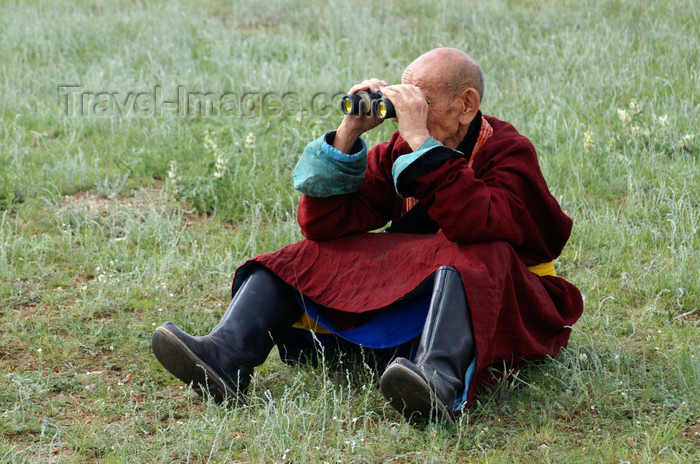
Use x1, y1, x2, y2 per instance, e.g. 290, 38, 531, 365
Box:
455, 110, 483, 158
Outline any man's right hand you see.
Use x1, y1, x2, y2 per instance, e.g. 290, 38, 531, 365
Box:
332, 78, 389, 154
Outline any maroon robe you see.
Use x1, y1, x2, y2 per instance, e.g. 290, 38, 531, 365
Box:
234, 115, 583, 406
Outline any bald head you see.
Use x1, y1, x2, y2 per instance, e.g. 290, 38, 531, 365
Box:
402, 48, 484, 103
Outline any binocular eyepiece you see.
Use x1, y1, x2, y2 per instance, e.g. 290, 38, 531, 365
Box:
340, 90, 396, 119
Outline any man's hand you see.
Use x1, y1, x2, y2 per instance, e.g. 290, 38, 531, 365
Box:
380, 84, 431, 151
333, 78, 388, 154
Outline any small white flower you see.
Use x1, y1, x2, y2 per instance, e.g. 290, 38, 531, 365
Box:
214, 155, 228, 178
37, 348, 43, 353
244, 132, 256, 149
583, 129, 595, 151
204, 130, 218, 153
579, 353, 588, 363
617, 109, 632, 127
167, 161, 179, 184
679, 134, 694, 150
656, 114, 669, 129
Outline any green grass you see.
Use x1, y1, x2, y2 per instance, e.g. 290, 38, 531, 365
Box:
1, 0, 698, 462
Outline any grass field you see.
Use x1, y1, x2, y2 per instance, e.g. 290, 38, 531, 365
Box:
1, 0, 698, 462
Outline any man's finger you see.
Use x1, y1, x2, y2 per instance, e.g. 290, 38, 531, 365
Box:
348, 79, 389, 95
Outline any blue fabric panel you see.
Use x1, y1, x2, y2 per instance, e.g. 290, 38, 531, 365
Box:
294, 292, 431, 349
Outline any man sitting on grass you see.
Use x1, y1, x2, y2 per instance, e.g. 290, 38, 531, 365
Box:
152, 47, 584, 423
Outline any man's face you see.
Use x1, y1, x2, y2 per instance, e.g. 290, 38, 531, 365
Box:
424, 90, 463, 146
401, 72, 464, 147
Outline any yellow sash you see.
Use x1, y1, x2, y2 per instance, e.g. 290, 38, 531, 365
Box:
292, 313, 333, 334
527, 259, 557, 277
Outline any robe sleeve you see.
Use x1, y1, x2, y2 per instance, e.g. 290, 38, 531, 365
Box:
296, 132, 402, 240
293, 132, 368, 197
402, 130, 571, 262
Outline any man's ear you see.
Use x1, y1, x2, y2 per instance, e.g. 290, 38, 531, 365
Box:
459, 88, 480, 124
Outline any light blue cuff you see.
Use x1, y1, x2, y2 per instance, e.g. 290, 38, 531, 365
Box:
455, 349, 478, 412
293, 133, 368, 197
320, 136, 367, 162
390, 137, 444, 192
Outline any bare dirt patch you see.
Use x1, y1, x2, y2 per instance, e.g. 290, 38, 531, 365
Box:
56, 187, 234, 233
58, 187, 169, 216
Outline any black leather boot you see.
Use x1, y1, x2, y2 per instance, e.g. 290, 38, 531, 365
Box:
151, 266, 302, 404
380, 266, 475, 424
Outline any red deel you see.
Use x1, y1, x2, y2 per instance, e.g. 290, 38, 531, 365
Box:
235, 115, 583, 406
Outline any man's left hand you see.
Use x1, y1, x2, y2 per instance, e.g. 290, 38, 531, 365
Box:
380, 84, 432, 151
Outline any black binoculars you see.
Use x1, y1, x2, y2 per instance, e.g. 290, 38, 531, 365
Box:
340, 90, 396, 119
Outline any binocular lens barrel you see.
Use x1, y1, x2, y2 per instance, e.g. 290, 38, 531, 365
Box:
339, 90, 395, 120
376, 99, 395, 119
340, 93, 369, 116
342, 97, 354, 115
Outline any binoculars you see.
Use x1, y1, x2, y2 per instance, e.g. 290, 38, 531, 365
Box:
340, 90, 396, 119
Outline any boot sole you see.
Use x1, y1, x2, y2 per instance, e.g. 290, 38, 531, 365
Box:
380, 363, 454, 424
151, 326, 242, 404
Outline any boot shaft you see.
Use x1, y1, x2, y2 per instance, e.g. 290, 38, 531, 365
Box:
209, 265, 303, 368
413, 266, 475, 400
